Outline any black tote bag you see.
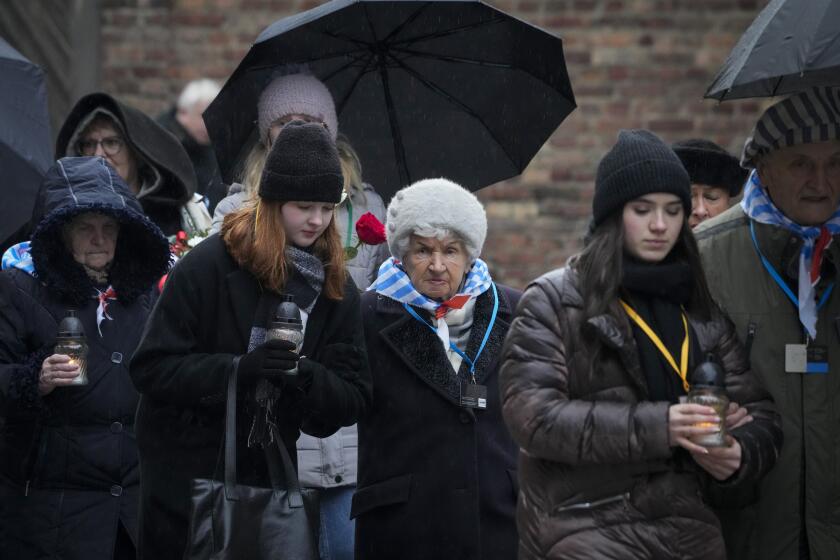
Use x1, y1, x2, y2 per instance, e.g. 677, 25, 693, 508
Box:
183, 362, 318, 560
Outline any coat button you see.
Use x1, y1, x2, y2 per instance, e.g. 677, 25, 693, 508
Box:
111, 352, 123, 364
110, 422, 123, 433
459, 412, 471, 424
334, 475, 343, 484
110, 485, 123, 497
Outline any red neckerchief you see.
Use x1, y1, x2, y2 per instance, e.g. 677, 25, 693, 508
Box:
434, 294, 471, 320
810, 226, 833, 285
95, 286, 117, 336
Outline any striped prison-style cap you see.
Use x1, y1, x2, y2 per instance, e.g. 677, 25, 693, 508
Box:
741, 87, 840, 169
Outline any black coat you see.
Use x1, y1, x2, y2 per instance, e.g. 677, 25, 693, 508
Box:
129, 234, 372, 560
54, 93, 198, 236
354, 285, 521, 560
0, 157, 169, 559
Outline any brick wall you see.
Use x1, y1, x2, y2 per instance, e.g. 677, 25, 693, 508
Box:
100, 0, 771, 288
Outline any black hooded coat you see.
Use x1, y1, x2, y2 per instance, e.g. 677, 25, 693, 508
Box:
0, 157, 170, 559
54, 92, 197, 236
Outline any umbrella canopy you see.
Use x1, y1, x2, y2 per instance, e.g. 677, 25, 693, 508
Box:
705, 0, 840, 101
205, 0, 575, 200
0, 37, 52, 243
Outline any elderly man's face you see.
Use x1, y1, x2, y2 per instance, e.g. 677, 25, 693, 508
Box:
758, 140, 840, 226
65, 212, 119, 271
403, 234, 469, 302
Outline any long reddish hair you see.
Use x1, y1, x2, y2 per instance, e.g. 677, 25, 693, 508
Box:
221, 198, 346, 300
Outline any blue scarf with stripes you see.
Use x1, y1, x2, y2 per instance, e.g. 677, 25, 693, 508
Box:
742, 170, 840, 338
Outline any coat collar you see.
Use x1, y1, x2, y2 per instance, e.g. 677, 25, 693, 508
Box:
376, 285, 513, 409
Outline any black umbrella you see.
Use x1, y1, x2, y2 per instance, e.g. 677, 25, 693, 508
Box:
705, 0, 840, 101
204, 0, 575, 200
0, 37, 52, 243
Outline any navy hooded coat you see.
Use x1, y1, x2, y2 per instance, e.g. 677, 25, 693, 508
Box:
0, 157, 170, 559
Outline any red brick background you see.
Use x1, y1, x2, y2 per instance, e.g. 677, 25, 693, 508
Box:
99, 0, 771, 288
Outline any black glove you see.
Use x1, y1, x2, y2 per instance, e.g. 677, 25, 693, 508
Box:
238, 339, 299, 385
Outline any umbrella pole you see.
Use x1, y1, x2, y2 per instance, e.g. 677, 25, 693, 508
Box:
378, 65, 410, 188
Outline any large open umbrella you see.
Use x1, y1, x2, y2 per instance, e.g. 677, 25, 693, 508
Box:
705, 0, 840, 101
0, 37, 52, 244
204, 0, 575, 200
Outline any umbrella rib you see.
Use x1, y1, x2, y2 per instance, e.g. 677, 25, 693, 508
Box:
392, 16, 507, 48
392, 47, 514, 69
382, 3, 434, 43
378, 63, 411, 187
333, 52, 378, 116
387, 53, 520, 170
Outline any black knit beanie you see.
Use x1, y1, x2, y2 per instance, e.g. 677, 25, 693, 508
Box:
258, 120, 343, 203
672, 138, 748, 197
593, 129, 691, 226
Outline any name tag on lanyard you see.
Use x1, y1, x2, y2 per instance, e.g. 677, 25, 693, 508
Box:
786, 344, 829, 374
403, 284, 499, 410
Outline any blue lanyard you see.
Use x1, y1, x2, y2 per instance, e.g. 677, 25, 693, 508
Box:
403, 283, 499, 377
749, 220, 835, 311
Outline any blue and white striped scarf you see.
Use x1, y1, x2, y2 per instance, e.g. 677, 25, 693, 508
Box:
2, 241, 35, 275
370, 257, 493, 348
742, 170, 840, 338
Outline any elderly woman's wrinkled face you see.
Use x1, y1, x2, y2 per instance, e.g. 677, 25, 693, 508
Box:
403, 234, 469, 301
65, 212, 119, 271
77, 120, 139, 193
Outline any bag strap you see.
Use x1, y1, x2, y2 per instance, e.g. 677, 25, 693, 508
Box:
266, 424, 305, 508
224, 356, 241, 500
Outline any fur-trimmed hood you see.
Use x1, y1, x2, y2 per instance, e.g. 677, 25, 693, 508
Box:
55, 92, 196, 207
30, 157, 171, 305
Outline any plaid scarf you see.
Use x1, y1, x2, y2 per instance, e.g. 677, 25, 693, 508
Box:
370, 257, 492, 348
742, 170, 840, 338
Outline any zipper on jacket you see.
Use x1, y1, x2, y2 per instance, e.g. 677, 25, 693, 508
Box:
551, 492, 630, 514
744, 321, 757, 362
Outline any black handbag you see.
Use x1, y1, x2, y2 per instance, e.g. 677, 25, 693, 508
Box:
182, 362, 319, 560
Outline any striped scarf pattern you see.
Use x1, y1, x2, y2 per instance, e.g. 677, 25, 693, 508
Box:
370, 257, 492, 348
742, 170, 840, 338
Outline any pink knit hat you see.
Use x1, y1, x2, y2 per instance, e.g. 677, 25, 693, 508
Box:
257, 72, 338, 144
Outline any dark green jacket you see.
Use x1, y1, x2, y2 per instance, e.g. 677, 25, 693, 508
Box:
696, 205, 840, 559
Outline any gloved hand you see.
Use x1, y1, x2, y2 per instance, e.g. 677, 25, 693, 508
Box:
238, 339, 299, 386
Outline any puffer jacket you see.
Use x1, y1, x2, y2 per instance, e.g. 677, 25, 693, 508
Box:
499, 265, 782, 560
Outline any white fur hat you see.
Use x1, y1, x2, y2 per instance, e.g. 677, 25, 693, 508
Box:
386, 178, 487, 261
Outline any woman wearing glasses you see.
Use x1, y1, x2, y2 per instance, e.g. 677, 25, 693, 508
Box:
53, 92, 211, 237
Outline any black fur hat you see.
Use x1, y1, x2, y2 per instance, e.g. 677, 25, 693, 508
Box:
672, 139, 748, 197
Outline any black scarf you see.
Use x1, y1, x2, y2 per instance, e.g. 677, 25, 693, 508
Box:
621, 256, 695, 403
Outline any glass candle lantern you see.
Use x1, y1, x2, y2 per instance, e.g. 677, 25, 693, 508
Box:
54, 310, 89, 386
265, 295, 304, 375
687, 356, 729, 447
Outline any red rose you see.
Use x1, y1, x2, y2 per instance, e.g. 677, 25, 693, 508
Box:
355, 212, 386, 245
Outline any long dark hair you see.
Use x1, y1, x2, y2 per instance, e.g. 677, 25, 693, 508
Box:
573, 210, 717, 355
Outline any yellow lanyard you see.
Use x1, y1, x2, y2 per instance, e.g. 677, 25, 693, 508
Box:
619, 299, 690, 392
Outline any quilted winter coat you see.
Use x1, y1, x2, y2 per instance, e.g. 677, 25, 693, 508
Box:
499, 265, 782, 560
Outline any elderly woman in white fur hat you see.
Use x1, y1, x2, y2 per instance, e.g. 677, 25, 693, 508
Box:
353, 178, 521, 560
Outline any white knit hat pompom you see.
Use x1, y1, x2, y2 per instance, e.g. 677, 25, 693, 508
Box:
386, 178, 487, 261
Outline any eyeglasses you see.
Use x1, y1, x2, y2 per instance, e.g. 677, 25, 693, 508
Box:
77, 136, 125, 157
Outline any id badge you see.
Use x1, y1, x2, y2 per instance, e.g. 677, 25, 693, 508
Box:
785, 344, 807, 373
460, 383, 487, 409
806, 345, 829, 374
